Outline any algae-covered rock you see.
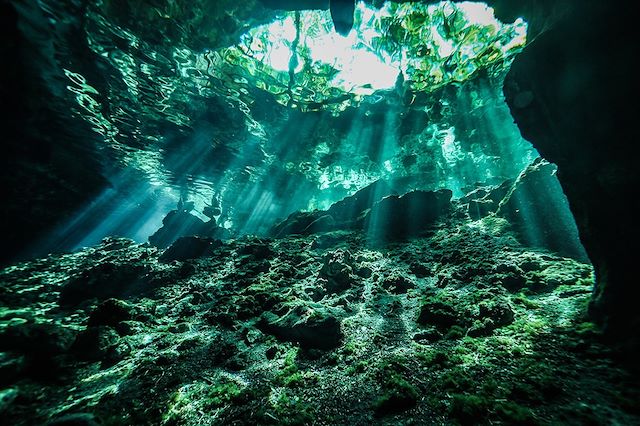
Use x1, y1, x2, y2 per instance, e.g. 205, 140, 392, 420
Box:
159, 236, 224, 263
497, 158, 588, 262
258, 307, 343, 350
71, 326, 120, 362
381, 275, 415, 294
318, 249, 357, 294
373, 361, 419, 417
87, 298, 134, 329
59, 262, 151, 307
417, 293, 467, 330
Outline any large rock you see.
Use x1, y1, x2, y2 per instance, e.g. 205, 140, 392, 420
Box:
461, 180, 513, 220
270, 211, 334, 237
271, 182, 450, 241
365, 189, 452, 242
258, 307, 343, 350
496, 159, 589, 262
149, 210, 216, 249
504, 2, 639, 349
159, 236, 224, 263
325, 179, 396, 227
59, 262, 151, 307
270, 180, 396, 237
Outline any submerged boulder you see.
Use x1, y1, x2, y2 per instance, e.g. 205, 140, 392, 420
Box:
325, 179, 397, 228
149, 210, 227, 249
270, 180, 396, 237
270, 211, 335, 237
497, 159, 588, 262
365, 189, 452, 241
159, 236, 224, 263
271, 182, 449, 241
258, 307, 343, 350
59, 262, 151, 307
148, 210, 209, 249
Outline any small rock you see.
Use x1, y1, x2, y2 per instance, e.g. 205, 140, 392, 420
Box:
0, 387, 18, 414
409, 262, 431, 278
0, 352, 26, 385
87, 299, 133, 329
497, 271, 527, 292
381, 275, 415, 294
71, 326, 120, 362
265, 346, 278, 360
310, 231, 351, 250
258, 307, 343, 350
46, 413, 101, 426
412, 329, 442, 343
237, 238, 273, 259
115, 320, 144, 336
102, 341, 131, 367
355, 266, 373, 279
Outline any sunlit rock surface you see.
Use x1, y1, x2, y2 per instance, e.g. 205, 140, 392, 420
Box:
1, 204, 639, 425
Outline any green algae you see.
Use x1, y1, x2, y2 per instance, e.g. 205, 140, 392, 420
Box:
1, 209, 638, 425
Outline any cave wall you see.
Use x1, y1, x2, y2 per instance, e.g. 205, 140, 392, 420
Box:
0, 2, 109, 264
503, 2, 639, 348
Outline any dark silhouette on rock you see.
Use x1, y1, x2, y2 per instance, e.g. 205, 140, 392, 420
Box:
504, 1, 639, 352
159, 236, 224, 263
271, 181, 451, 241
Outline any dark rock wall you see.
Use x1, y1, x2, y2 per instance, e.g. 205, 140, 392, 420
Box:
0, 1, 108, 264
503, 2, 639, 346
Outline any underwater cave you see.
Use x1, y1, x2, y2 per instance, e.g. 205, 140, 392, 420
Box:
0, 0, 638, 424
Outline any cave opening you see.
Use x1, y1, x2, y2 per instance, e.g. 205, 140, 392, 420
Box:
0, 1, 638, 425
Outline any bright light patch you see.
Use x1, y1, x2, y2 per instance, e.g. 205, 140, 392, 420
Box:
307, 32, 398, 92
229, 1, 527, 111
458, 2, 499, 27
269, 43, 294, 72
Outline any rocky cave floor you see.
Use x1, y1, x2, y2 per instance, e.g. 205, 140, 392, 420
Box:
1, 213, 639, 425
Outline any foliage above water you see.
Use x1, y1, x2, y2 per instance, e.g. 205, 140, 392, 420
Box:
221, 1, 527, 113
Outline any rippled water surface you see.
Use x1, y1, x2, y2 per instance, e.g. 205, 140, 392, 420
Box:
23, 0, 535, 238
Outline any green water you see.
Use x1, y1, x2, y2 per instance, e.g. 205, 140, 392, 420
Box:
2, 1, 638, 425
54, 0, 534, 237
